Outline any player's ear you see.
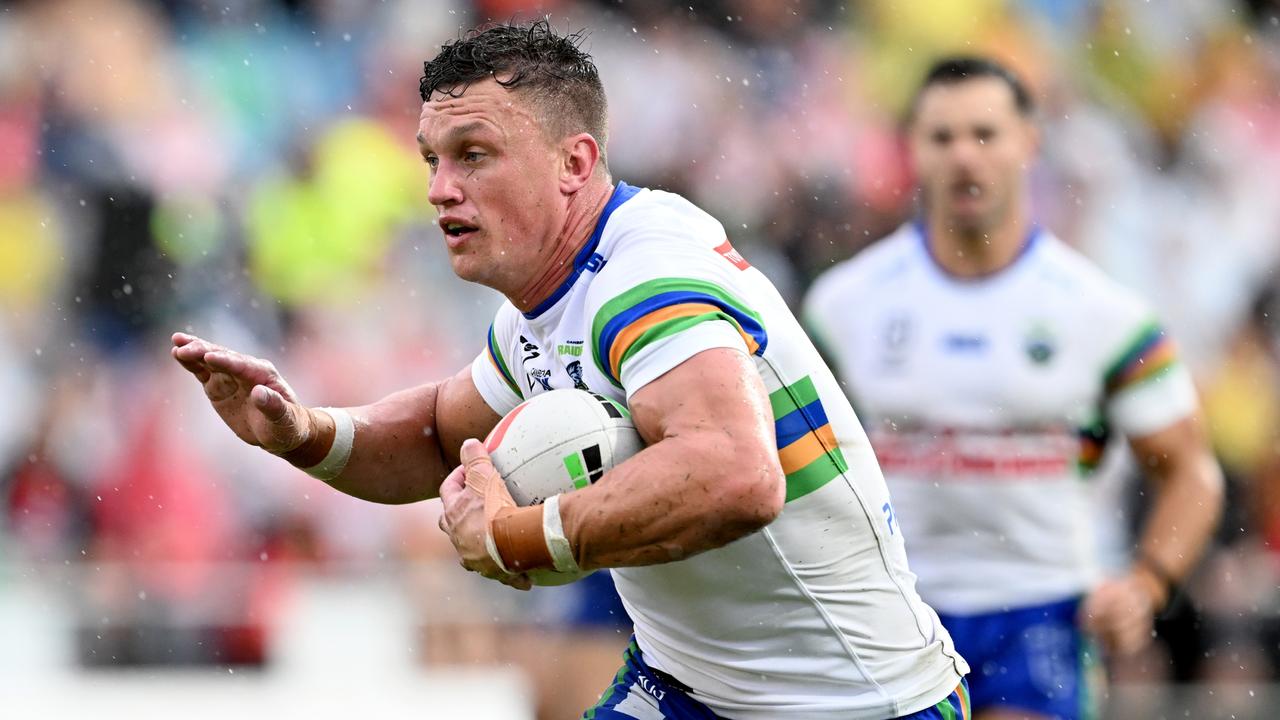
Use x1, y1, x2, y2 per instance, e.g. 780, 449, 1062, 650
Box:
560, 133, 601, 194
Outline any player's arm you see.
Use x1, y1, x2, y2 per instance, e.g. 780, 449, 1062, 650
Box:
171, 332, 501, 504
441, 345, 785, 580
1082, 412, 1224, 654
560, 347, 785, 568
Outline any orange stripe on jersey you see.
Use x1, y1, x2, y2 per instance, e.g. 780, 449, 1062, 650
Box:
608, 302, 760, 375
777, 424, 838, 475
1112, 338, 1177, 390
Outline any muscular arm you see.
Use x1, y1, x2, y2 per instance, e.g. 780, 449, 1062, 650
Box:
171, 333, 501, 505
321, 367, 502, 503
558, 347, 786, 569
1127, 413, 1224, 595
1082, 412, 1224, 654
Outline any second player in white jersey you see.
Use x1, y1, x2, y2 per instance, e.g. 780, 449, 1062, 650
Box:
805, 223, 1197, 614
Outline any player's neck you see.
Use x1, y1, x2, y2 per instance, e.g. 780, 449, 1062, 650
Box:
512, 179, 614, 313
926, 213, 1033, 279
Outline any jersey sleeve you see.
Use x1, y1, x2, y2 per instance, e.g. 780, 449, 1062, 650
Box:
586, 210, 768, 399
470, 303, 524, 415
800, 271, 850, 371
590, 277, 764, 396
1103, 318, 1198, 437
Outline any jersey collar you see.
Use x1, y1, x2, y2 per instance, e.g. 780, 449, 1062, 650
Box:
914, 219, 1042, 283
523, 181, 642, 319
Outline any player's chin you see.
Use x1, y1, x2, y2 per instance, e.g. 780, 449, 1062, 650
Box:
445, 250, 483, 281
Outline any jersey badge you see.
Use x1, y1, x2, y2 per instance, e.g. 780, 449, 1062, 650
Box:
1024, 323, 1056, 365
714, 239, 751, 271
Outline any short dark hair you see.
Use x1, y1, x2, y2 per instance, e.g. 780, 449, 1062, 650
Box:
907, 56, 1034, 124
419, 21, 608, 155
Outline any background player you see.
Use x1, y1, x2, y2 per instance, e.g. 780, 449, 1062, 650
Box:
173, 22, 968, 719
805, 57, 1224, 720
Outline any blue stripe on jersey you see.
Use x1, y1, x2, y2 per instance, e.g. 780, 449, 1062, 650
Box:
775, 399, 829, 448
595, 289, 769, 382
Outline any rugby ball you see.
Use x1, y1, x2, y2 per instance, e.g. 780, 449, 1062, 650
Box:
484, 389, 645, 585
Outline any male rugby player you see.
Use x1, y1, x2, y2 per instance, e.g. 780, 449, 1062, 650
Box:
805, 57, 1223, 720
174, 22, 968, 719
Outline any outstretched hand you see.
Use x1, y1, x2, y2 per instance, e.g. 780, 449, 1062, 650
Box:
171, 332, 314, 454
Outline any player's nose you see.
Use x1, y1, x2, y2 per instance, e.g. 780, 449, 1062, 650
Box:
427, 163, 465, 207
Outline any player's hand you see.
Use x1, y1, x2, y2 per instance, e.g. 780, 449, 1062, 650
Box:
438, 439, 532, 591
1080, 569, 1166, 657
170, 332, 315, 454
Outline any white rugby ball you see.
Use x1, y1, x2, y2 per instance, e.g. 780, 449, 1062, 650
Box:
484, 388, 644, 586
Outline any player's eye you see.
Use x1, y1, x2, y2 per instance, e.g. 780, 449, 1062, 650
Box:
974, 127, 996, 144
930, 129, 952, 146
424, 154, 439, 169
463, 150, 486, 163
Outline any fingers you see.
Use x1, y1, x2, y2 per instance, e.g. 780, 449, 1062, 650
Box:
460, 438, 501, 495
438, 464, 466, 503
498, 573, 532, 591
171, 334, 219, 382
251, 385, 292, 423
460, 438, 493, 471
171, 345, 211, 382
437, 466, 466, 534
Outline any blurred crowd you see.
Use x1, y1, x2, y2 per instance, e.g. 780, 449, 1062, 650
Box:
3, 0, 1280, 716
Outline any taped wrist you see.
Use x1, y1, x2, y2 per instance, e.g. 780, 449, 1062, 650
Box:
281, 407, 354, 481
490, 505, 554, 572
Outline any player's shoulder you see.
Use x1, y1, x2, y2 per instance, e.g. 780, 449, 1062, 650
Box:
1032, 232, 1150, 315
806, 223, 921, 311
602, 185, 727, 253
589, 186, 738, 301
488, 298, 524, 340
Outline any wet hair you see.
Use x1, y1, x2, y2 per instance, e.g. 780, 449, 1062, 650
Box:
906, 56, 1034, 124
420, 20, 608, 155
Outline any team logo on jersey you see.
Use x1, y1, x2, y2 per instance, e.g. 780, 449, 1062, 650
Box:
1024, 324, 1056, 365
527, 367, 553, 392
714, 239, 751, 271
519, 335, 541, 362
557, 340, 584, 357
879, 312, 912, 369
565, 360, 590, 391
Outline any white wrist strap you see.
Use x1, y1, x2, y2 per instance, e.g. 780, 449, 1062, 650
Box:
484, 531, 513, 575
303, 407, 354, 481
543, 494, 581, 574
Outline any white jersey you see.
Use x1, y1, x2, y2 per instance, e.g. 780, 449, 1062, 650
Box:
472, 185, 966, 719
803, 223, 1199, 615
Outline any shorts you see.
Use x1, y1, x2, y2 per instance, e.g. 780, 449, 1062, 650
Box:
937, 596, 1099, 720
584, 636, 971, 719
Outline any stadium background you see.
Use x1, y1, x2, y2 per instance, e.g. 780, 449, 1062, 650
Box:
2, 0, 1279, 717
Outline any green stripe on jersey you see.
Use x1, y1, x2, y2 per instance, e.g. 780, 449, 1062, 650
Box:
769, 376, 820, 419
591, 277, 764, 385
488, 324, 521, 397
785, 449, 849, 502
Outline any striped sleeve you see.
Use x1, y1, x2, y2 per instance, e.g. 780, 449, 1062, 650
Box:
771, 375, 848, 502
590, 277, 768, 395
1103, 320, 1197, 436
470, 319, 523, 415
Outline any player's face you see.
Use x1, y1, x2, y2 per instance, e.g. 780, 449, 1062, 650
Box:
418, 79, 565, 289
909, 78, 1037, 235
